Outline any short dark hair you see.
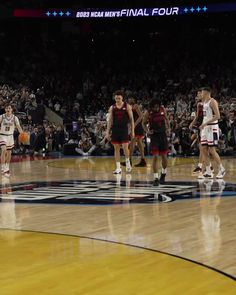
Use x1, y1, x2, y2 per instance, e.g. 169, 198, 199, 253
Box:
200, 87, 211, 93
4, 103, 12, 108
127, 94, 137, 102
114, 90, 124, 97
149, 99, 161, 109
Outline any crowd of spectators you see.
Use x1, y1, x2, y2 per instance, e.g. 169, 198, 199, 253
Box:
0, 13, 236, 156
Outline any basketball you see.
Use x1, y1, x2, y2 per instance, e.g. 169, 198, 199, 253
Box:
19, 132, 29, 144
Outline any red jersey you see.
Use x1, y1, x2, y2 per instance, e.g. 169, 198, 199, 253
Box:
149, 106, 166, 133
112, 102, 129, 128
196, 102, 203, 126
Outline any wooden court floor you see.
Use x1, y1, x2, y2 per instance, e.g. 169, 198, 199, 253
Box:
0, 156, 236, 294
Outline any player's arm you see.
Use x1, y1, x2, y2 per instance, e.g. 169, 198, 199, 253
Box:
163, 107, 171, 135
200, 99, 220, 128
106, 106, 113, 140
15, 116, 23, 134
133, 104, 143, 127
127, 104, 135, 138
142, 111, 150, 134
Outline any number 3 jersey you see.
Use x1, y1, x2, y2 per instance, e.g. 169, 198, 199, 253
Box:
0, 114, 19, 135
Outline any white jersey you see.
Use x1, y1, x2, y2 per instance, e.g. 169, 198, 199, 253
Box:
203, 98, 218, 125
0, 114, 19, 136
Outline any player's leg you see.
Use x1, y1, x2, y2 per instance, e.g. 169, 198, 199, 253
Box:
113, 143, 122, 174
152, 155, 159, 186
150, 135, 159, 185
4, 136, 14, 176
4, 149, 12, 176
1, 144, 7, 173
200, 145, 213, 178
128, 137, 136, 165
158, 134, 168, 184
199, 127, 212, 178
134, 137, 147, 167
208, 147, 225, 178
206, 126, 224, 178
160, 153, 168, 184
193, 143, 203, 173
122, 142, 132, 172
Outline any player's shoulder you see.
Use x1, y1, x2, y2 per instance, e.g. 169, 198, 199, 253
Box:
126, 102, 132, 109
210, 97, 218, 104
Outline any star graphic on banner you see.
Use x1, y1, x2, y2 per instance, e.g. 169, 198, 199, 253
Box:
190, 7, 195, 12
196, 7, 201, 12
203, 6, 208, 12
184, 8, 188, 13
53, 11, 57, 16
59, 11, 64, 16
66, 11, 71, 16
46, 11, 51, 17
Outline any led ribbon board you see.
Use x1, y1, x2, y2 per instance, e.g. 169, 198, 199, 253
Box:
13, 2, 236, 18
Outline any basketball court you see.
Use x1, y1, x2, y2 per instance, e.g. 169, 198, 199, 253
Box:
0, 155, 235, 294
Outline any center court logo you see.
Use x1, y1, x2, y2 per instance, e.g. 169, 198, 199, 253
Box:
0, 179, 235, 204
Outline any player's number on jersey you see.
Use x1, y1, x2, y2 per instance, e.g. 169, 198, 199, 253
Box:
5, 127, 10, 131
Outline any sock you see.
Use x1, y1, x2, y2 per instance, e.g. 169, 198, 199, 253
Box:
116, 162, 121, 170
162, 168, 167, 174
5, 163, 9, 170
126, 158, 131, 167
198, 163, 203, 168
206, 166, 211, 174
219, 164, 224, 170
154, 173, 159, 179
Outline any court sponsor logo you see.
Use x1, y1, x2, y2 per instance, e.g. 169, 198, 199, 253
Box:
1, 179, 235, 205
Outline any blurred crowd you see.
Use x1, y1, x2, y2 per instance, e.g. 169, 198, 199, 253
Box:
0, 13, 236, 156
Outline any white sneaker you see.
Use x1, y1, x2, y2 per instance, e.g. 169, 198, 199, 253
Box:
216, 168, 226, 179
126, 166, 132, 173
113, 168, 122, 174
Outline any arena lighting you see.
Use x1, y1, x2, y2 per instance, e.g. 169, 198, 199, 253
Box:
13, 2, 236, 18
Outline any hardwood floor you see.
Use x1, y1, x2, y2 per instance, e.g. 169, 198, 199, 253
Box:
0, 156, 235, 294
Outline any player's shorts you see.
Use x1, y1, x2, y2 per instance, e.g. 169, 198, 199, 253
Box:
150, 132, 169, 155
0, 134, 14, 150
135, 124, 144, 139
111, 127, 129, 144
200, 124, 219, 147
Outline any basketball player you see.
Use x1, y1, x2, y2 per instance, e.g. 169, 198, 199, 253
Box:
142, 99, 170, 186
199, 87, 225, 179
121, 95, 146, 167
106, 90, 135, 174
189, 89, 204, 173
0, 104, 23, 177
